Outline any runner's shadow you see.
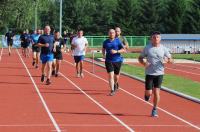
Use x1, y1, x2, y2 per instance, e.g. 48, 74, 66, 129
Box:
51, 112, 149, 117
40, 91, 105, 95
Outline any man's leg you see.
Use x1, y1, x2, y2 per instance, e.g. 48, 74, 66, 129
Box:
52, 59, 56, 75
80, 61, 84, 78
32, 51, 36, 66
55, 59, 61, 77
46, 61, 53, 85
41, 63, 46, 82
108, 71, 115, 96
145, 75, 153, 101
35, 52, 40, 68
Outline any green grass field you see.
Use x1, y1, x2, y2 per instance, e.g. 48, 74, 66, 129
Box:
121, 64, 200, 99
85, 53, 200, 99
86, 53, 200, 61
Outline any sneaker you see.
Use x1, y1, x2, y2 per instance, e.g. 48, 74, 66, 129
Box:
151, 109, 158, 117
114, 83, 119, 91
77, 73, 80, 78
55, 73, 58, 77
52, 70, 55, 76
144, 95, 150, 101
9, 52, 11, 56
46, 79, 51, 85
109, 90, 115, 96
80, 73, 84, 78
32, 61, 35, 66
41, 74, 45, 82
35, 65, 39, 69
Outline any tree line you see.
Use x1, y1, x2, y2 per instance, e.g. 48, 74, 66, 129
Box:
0, 0, 200, 35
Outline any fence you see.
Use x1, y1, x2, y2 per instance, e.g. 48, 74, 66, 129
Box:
85, 36, 149, 47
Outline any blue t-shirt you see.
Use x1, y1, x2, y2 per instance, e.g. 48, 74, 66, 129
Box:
31, 34, 40, 44
38, 34, 54, 55
103, 38, 124, 62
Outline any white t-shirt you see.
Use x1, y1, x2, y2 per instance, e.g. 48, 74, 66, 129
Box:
72, 36, 88, 56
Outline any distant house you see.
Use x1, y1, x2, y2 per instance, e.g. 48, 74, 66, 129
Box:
161, 34, 200, 54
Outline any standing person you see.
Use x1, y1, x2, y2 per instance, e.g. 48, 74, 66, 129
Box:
5, 30, 15, 56
20, 30, 31, 57
37, 25, 54, 85
138, 31, 173, 117
31, 29, 41, 68
52, 31, 66, 77
63, 31, 68, 52
71, 30, 88, 78
102, 29, 126, 96
115, 27, 129, 51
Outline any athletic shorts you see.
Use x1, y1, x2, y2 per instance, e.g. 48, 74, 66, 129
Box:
54, 52, 63, 60
21, 43, 30, 48
40, 54, 54, 64
105, 61, 122, 75
74, 55, 84, 63
32, 44, 40, 52
145, 75, 163, 90
7, 41, 13, 46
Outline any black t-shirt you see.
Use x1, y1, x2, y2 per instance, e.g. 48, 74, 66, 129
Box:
38, 34, 54, 55
5, 32, 14, 41
20, 33, 30, 44
54, 38, 65, 54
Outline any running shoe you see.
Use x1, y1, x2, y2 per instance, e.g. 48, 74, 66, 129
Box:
151, 109, 158, 117
114, 83, 119, 91
46, 79, 51, 85
52, 70, 55, 76
109, 90, 116, 96
80, 73, 84, 78
144, 95, 151, 101
41, 74, 45, 82
32, 61, 35, 66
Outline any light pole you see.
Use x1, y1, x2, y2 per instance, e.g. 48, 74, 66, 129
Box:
34, 0, 38, 30
59, 0, 62, 35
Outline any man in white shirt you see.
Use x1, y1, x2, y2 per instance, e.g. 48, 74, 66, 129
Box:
71, 30, 88, 78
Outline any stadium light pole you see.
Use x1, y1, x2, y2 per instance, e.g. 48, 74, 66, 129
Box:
59, 0, 63, 35
34, 0, 38, 30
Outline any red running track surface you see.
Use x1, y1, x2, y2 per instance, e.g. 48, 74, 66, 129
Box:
0, 49, 199, 132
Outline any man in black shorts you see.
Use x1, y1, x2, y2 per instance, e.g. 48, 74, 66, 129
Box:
5, 30, 15, 56
52, 31, 66, 77
138, 31, 173, 117
102, 29, 126, 96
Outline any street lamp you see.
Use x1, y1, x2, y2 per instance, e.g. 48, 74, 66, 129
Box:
59, 0, 62, 35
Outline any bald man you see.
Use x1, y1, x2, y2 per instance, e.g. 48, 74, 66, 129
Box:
102, 29, 126, 96
37, 25, 54, 85
115, 27, 129, 51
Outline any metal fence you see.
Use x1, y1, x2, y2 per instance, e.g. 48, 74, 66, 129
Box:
85, 36, 149, 47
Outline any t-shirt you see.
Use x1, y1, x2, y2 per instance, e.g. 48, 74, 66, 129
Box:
5, 32, 14, 41
103, 38, 124, 62
31, 34, 40, 44
38, 34, 54, 55
140, 44, 171, 75
20, 33, 30, 44
118, 36, 128, 46
72, 36, 88, 56
54, 38, 65, 54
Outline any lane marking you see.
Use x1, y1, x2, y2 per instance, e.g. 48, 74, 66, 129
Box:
166, 67, 200, 76
63, 59, 200, 131
59, 72, 134, 132
0, 47, 3, 61
17, 49, 61, 132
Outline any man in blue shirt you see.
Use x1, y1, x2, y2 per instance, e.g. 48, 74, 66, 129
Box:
102, 29, 126, 96
37, 25, 54, 85
31, 29, 41, 68
5, 30, 15, 56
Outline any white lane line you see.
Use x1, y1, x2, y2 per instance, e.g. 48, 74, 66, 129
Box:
63, 59, 200, 131
59, 72, 134, 132
174, 64, 200, 70
0, 124, 193, 127
166, 67, 200, 76
0, 47, 3, 61
16, 49, 61, 132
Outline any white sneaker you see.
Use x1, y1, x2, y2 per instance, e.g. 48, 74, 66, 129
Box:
80, 73, 84, 78
77, 73, 80, 78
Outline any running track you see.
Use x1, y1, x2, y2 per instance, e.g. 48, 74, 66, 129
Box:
0, 48, 199, 132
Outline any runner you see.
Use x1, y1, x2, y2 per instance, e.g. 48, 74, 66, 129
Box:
52, 31, 66, 77
5, 30, 15, 56
31, 29, 41, 68
20, 30, 31, 58
138, 31, 173, 117
63, 31, 68, 52
71, 30, 88, 78
37, 25, 54, 85
102, 29, 126, 96
115, 27, 129, 51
